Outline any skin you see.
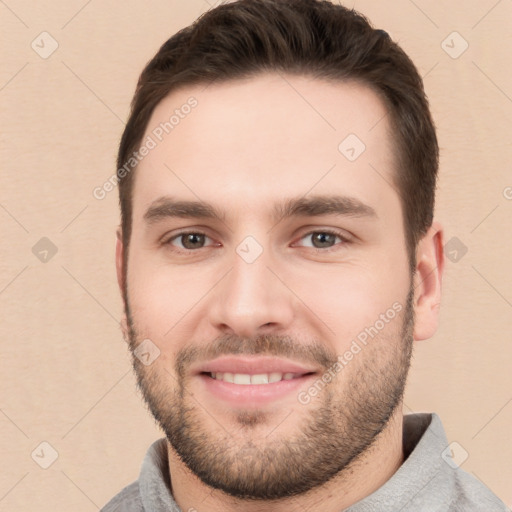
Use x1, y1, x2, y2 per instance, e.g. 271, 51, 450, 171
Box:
116, 73, 444, 512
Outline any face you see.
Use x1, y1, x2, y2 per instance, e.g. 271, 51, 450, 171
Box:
119, 74, 417, 499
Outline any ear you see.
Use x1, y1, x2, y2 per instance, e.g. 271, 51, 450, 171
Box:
412, 221, 444, 341
116, 227, 130, 343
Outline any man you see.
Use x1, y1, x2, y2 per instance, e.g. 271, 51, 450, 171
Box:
102, 0, 508, 510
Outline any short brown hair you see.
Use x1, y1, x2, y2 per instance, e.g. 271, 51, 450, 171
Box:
117, 0, 438, 268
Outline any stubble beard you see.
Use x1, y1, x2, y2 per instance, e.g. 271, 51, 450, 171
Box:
125, 288, 414, 500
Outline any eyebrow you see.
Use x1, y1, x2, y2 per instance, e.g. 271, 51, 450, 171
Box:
144, 197, 223, 224
273, 195, 377, 220
143, 194, 377, 224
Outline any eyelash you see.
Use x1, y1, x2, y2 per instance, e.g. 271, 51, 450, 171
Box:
162, 231, 218, 252
162, 229, 351, 253
296, 229, 350, 252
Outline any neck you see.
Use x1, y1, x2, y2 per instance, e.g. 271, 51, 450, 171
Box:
167, 409, 404, 512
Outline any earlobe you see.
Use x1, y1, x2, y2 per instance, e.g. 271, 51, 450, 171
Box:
115, 227, 130, 344
412, 221, 445, 341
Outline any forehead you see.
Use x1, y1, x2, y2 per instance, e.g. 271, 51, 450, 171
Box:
132, 73, 398, 218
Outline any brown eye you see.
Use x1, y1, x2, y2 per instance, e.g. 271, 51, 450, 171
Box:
311, 232, 337, 248
297, 231, 343, 249
169, 233, 211, 250
182, 233, 205, 249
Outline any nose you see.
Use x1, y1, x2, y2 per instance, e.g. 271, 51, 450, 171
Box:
207, 247, 295, 339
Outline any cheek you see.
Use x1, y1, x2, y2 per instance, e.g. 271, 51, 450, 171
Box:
127, 251, 217, 338
286, 260, 409, 348
128, 260, 186, 328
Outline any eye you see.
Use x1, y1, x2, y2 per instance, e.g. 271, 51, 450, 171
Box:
296, 230, 346, 249
167, 232, 214, 250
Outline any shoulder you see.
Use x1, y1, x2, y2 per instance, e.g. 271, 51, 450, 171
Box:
100, 480, 143, 512
449, 470, 509, 512
412, 413, 508, 511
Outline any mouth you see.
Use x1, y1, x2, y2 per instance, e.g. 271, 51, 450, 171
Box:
194, 356, 320, 407
205, 371, 313, 384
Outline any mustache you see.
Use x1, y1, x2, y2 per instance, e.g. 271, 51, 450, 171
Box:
174, 333, 339, 379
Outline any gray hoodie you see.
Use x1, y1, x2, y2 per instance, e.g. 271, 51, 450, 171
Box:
101, 413, 509, 511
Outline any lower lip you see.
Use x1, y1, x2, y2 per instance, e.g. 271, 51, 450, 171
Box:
198, 373, 316, 407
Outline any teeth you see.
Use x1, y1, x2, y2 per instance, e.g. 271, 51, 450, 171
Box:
269, 372, 282, 383
210, 372, 300, 384
233, 373, 251, 385
250, 373, 269, 384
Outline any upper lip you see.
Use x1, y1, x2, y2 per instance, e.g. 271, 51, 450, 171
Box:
194, 356, 319, 376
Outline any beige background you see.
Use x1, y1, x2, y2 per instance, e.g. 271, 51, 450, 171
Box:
1, 0, 511, 510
